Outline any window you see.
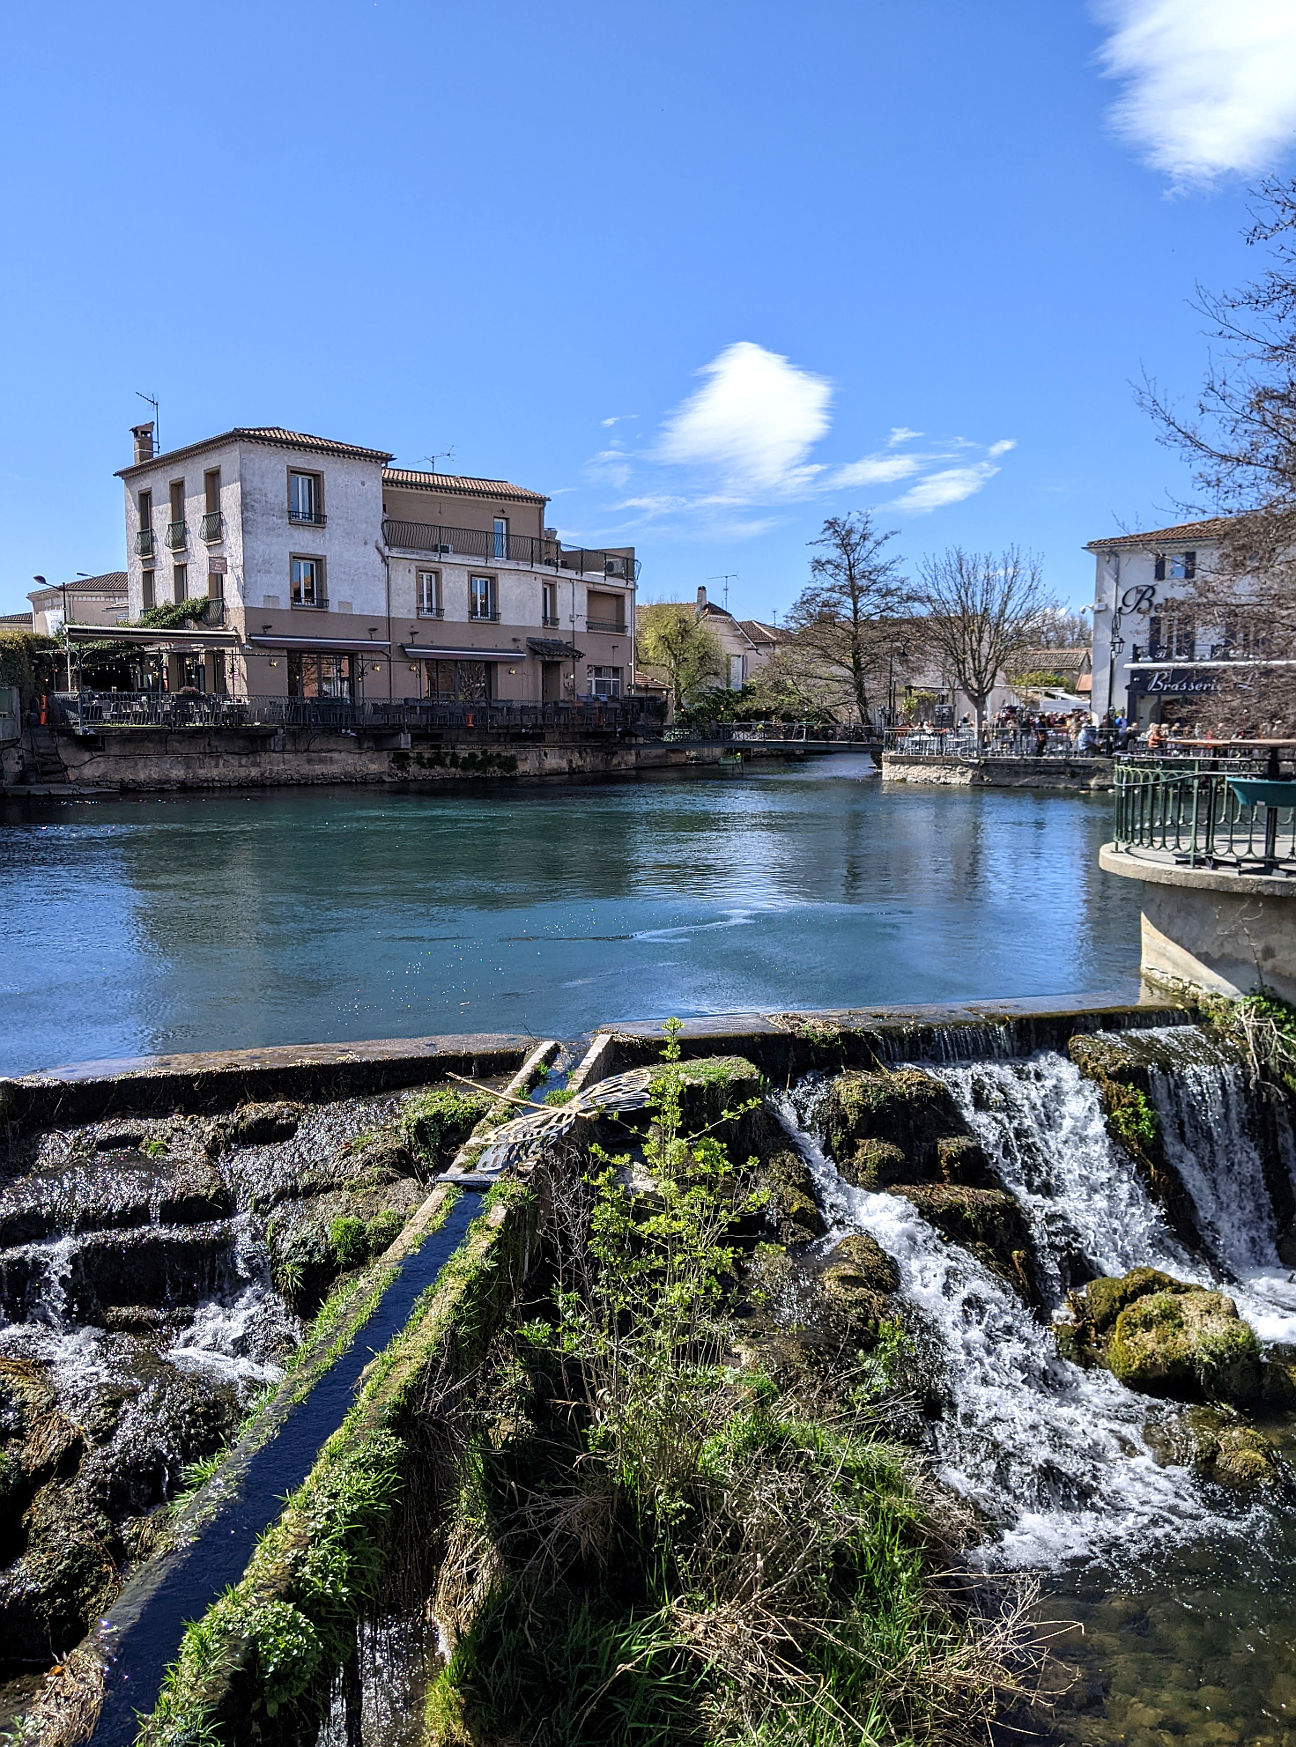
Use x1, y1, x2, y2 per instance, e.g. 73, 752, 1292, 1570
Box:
137, 488, 154, 556
417, 570, 442, 616
290, 556, 325, 607
469, 574, 498, 620
141, 568, 155, 610
492, 516, 509, 559
289, 470, 324, 524
421, 659, 490, 703
541, 581, 559, 626
288, 652, 354, 699
201, 469, 223, 541
1149, 610, 1197, 659
172, 562, 188, 602
1154, 550, 1196, 582
207, 569, 224, 599
166, 479, 187, 549
586, 590, 625, 632
587, 665, 623, 698
180, 652, 206, 691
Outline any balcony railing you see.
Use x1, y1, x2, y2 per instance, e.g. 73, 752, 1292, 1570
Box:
468, 608, 500, 622
1113, 763, 1295, 874
200, 510, 224, 542
542, 615, 562, 628
198, 596, 225, 626
382, 518, 639, 581
416, 605, 446, 619
585, 617, 627, 634
289, 508, 326, 527
136, 528, 155, 557
165, 520, 187, 550
1131, 639, 1266, 663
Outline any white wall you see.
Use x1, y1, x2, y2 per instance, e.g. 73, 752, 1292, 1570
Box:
237, 443, 386, 617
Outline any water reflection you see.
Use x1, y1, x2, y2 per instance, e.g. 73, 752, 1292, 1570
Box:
0, 767, 1140, 1075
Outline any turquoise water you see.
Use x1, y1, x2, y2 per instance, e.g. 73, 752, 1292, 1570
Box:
0, 759, 1140, 1076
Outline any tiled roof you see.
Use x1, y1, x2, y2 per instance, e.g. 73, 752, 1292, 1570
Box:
1083, 517, 1232, 553
1014, 647, 1092, 673
0, 610, 31, 625
117, 429, 393, 476
737, 618, 790, 646
383, 467, 548, 505
29, 571, 128, 601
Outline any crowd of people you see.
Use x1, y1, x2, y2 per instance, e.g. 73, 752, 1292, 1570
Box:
892, 706, 1279, 758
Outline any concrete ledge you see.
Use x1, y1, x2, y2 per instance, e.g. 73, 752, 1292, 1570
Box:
1099, 842, 1296, 896
882, 753, 1114, 791
0, 1031, 536, 1129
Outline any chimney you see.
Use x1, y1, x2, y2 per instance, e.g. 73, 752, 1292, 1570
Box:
696, 585, 707, 610
131, 422, 155, 464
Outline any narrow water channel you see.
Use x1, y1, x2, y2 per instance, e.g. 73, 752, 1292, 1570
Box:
0, 765, 1138, 1076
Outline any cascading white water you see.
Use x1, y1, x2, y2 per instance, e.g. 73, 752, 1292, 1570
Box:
925, 1052, 1198, 1299
777, 1049, 1284, 1569
166, 1218, 297, 1386
780, 1092, 1217, 1566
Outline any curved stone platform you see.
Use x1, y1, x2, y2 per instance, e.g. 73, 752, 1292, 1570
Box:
1100, 842, 1296, 1003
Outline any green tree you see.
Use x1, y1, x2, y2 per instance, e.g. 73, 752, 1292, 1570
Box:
636, 603, 723, 711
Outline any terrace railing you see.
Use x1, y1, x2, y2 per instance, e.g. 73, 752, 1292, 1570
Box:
381, 519, 639, 581
1113, 762, 1296, 874
47, 691, 668, 737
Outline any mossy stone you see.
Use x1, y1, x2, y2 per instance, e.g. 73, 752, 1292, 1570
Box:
839, 1138, 908, 1191
892, 1182, 1041, 1303
1107, 1289, 1262, 1405
820, 1067, 988, 1187
825, 1233, 900, 1296
760, 1148, 826, 1245
1084, 1268, 1189, 1335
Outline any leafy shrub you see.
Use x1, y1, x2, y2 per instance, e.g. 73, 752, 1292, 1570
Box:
365, 1208, 404, 1255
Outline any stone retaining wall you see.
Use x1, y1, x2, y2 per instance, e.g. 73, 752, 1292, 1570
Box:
881, 752, 1114, 791
5, 729, 806, 794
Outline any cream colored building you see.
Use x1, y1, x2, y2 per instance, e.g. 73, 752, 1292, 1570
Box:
114, 424, 637, 702
28, 572, 127, 637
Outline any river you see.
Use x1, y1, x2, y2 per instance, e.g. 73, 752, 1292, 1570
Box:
0, 759, 1139, 1077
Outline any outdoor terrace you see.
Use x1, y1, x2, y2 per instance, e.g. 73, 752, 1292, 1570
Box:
380, 519, 638, 581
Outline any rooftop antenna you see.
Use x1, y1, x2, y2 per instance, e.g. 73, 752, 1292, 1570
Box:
709, 572, 738, 610
424, 447, 456, 473
135, 390, 160, 452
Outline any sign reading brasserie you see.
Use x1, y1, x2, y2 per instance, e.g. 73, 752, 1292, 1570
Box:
1141, 669, 1218, 695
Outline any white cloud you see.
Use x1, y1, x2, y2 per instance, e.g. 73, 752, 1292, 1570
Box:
987, 438, 1017, 458
657, 341, 832, 495
828, 454, 925, 487
887, 426, 923, 446
889, 461, 1002, 514
1095, 0, 1296, 183
601, 413, 638, 427
586, 448, 633, 487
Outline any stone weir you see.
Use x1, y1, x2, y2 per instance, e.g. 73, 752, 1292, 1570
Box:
0, 992, 1196, 1746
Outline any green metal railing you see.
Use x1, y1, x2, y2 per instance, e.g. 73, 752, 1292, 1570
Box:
1113, 762, 1296, 874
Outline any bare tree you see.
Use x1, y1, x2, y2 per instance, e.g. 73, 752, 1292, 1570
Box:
1138, 178, 1296, 730
915, 547, 1055, 734
783, 514, 913, 723
637, 603, 723, 711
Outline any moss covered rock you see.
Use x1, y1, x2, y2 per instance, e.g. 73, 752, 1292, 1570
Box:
758, 1148, 826, 1246
820, 1068, 992, 1189
1083, 1267, 1189, 1335
892, 1183, 1041, 1304
1146, 1405, 1282, 1489
1107, 1288, 1262, 1405
401, 1086, 498, 1166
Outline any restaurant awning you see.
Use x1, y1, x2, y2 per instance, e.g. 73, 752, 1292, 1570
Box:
63, 624, 240, 647
525, 638, 584, 659
246, 635, 391, 650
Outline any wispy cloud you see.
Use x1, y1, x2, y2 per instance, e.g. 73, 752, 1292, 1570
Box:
657, 341, 832, 496
582, 341, 1012, 533
601, 413, 638, 427
1094, 0, 1296, 185
889, 461, 1003, 514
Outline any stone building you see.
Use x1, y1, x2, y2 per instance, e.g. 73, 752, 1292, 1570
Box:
27, 572, 127, 637
113, 424, 637, 702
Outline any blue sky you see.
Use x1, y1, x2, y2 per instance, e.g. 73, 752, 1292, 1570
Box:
2, 0, 1296, 620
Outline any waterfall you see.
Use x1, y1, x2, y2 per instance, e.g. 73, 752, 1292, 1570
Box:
775, 1029, 1296, 1569
779, 1091, 1225, 1568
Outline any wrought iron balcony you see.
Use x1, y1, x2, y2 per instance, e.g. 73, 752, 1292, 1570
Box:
468, 608, 501, 623
136, 528, 155, 557
382, 518, 638, 581
417, 605, 446, 619
288, 508, 326, 526
165, 520, 187, 551
200, 510, 223, 542
586, 617, 627, 635
197, 596, 225, 626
